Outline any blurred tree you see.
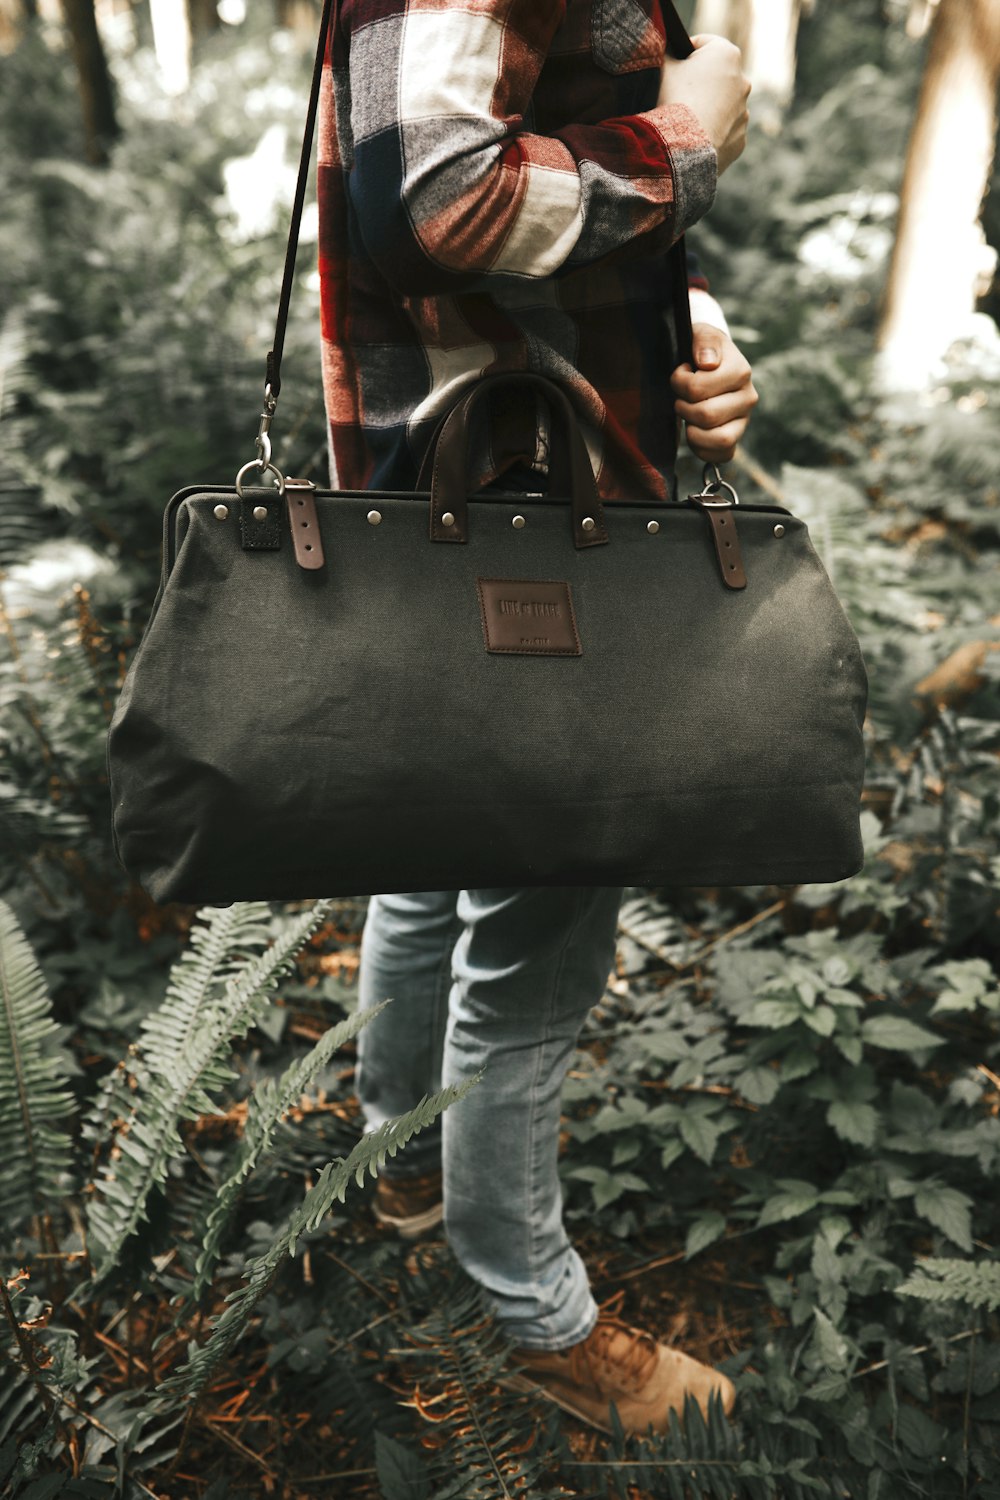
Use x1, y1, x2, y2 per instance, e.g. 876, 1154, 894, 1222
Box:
877, 0, 1000, 389
187, 0, 217, 39
149, 0, 190, 91
0, 0, 37, 51
275, 0, 318, 32
59, 0, 118, 163
692, 0, 810, 124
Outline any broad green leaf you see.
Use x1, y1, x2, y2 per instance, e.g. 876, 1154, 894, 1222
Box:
802, 1004, 836, 1037
734, 1064, 780, 1105
833, 1033, 863, 1065
781, 1045, 820, 1081
929, 959, 1000, 1015
811, 1307, 849, 1371
913, 1184, 974, 1251
685, 1212, 726, 1259
660, 1138, 685, 1172
822, 957, 852, 987
611, 1137, 641, 1167
375, 1431, 430, 1500
758, 1187, 819, 1228
679, 1112, 726, 1164
827, 1100, 879, 1147
861, 1015, 942, 1051
747, 998, 802, 1029
895, 1403, 944, 1459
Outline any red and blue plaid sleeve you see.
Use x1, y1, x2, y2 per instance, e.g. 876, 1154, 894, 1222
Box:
339, 0, 717, 293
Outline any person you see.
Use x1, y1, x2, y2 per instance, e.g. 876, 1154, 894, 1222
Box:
317, 0, 757, 1437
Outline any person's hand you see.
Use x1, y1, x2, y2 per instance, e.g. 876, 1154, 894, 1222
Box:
670, 325, 758, 464
657, 35, 751, 175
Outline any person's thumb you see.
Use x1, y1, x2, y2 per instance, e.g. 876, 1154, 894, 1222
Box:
693, 331, 721, 370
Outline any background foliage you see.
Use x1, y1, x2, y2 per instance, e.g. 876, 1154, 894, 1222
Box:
1, 0, 999, 1496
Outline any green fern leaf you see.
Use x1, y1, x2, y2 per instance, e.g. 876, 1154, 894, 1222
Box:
157, 1075, 477, 1400
396, 1260, 569, 1500
139, 902, 273, 1080
81, 903, 273, 1173
187, 999, 389, 1302
0, 898, 76, 1229
896, 1256, 1000, 1311
86, 900, 332, 1278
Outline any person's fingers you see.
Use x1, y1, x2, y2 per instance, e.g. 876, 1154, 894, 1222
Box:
685, 416, 748, 463
671, 355, 753, 402
673, 384, 758, 429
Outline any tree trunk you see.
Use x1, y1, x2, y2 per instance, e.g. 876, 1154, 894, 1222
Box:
186, 0, 217, 39
60, 0, 118, 164
877, 0, 1000, 391
691, 0, 751, 54
148, 0, 190, 92
274, 0, 318, 33
691, 0, 801, 127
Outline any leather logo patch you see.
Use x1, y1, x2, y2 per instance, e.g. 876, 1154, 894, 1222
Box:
477, 578, 581, 656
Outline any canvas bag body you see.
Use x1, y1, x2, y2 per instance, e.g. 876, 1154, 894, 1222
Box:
107, 470, 868, 905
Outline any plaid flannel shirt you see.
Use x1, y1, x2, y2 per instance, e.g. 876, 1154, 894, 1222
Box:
318, 0, 719, 501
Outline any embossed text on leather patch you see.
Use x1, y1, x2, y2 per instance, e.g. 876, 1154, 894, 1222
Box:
476, 578, 581, 656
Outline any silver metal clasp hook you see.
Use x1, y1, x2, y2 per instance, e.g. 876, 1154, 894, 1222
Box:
236, 383, 286, 495
688, 461, 740, 507
254, 384, 278, 468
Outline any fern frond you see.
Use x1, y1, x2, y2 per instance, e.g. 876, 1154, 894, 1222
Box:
188, 1000, 388, 1301
0, 1353, 38, 1446
0, 898, 76, 1230
138, 901, 273, 1080
896, 1256, 1000, 1311
158, 1075, 477, 1399
85, 900, 333, 1279
396, 1270, 567, 1500
0, 484, 43, 576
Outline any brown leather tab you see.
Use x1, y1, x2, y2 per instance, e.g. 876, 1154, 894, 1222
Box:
285, 479, 325, 569
702, 506, 747, 589
477, 579, 582, 656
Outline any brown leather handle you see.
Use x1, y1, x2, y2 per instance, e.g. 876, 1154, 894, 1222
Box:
420, 374, 609, 550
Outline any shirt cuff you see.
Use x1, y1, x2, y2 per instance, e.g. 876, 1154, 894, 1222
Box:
642, 102, 717, 239
687, 287, 730, 337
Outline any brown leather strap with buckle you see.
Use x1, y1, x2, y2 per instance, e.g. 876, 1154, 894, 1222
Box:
286, 480, 325, 569
698, 503, 746, 589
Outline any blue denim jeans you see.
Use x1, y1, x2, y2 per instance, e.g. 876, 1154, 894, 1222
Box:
356, 886, 625, 1349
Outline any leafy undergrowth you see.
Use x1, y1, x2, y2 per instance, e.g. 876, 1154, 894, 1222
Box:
2, 841, 1000, 1498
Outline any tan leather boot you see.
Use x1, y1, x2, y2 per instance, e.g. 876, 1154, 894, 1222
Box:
502, 1293, 735, 1436
372, 1167, 443, 1240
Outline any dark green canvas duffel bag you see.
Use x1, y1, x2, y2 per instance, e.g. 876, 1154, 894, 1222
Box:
107, 371, 868, 904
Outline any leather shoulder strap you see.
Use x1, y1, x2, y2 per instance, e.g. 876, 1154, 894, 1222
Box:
262, 0, 696, 406
264, 0, 336, 403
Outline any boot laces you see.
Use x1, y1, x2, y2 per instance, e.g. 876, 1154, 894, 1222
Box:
569, 1290, 659, 1392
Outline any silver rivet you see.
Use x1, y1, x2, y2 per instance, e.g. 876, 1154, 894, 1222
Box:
441, 511, 456, 527
581, 516, 596, 532
367, 509, 382, 525
773, 523, 785, 538
646, 520, 660, 534
512, 514, 526, 529
213, 503, 229, 521
253, 505, 268, 522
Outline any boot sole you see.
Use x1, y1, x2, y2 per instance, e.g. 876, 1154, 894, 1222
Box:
372, 1200, 444, 1240
498, 1370, 616, 1434
499, 1369, 736, 1435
